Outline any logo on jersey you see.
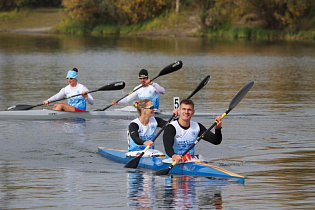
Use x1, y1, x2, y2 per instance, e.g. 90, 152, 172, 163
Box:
192, 131, 197, 137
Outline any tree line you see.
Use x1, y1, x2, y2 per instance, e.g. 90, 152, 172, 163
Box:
1, 0, 314, 33
0, 0, 61, 10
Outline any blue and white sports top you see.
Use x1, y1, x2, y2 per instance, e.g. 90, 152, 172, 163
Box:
128, 117, 158, 152
165, 120, 200, 158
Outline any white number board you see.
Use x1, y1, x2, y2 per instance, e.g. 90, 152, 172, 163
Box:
173, 97, 180, 109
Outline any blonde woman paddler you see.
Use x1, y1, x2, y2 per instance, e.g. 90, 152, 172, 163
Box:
127, 99, 176, 152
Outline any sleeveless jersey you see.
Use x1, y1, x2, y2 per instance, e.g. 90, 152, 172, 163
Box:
128, 117, 158, 152
165, 120, 200, 158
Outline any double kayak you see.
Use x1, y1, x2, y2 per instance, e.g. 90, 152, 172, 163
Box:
98, 147, 245, 182
0, 106, 221, 120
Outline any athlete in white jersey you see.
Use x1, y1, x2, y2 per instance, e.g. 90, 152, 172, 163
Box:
128, 99, 168, 152
43, 68, 94, 111
163, 99, 222, 162
111, 69, 165, 110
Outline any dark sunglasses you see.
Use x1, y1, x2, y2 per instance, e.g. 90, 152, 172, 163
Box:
142, 105, 154, 110
66, 78, 74, 80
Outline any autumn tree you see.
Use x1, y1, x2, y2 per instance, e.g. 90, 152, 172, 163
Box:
233, 0, 314, 31
114, 0, 170, 24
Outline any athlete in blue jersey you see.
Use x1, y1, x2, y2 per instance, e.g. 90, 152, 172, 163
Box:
128, 99, 169, 152
43, 68, 94, 112
111, 69, 165, 110
163, 99, 222, 163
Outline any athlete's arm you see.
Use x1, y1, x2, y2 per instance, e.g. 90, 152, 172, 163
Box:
198, 123, 222, 145
46, 88, 66, 102
152, 82, 165, 94
118, 89, 138, 104
155, 117, 167, 127
163, 124, 176, 157
82, 85, 94, 105
128, 122, 145, 145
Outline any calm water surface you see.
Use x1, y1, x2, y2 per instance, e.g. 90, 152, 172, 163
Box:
0, 33, 314, 209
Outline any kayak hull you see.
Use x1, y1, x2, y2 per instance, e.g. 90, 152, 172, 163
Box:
0, 106, 220, 120
98, 147, 245, 182
0, 108, 171, 120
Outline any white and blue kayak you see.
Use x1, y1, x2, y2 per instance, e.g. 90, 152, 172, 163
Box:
98, 147, 245, 182
0, 106, 221, 120
0, 106, 172, 120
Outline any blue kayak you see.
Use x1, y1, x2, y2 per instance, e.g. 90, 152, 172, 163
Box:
98, 147, 245, 182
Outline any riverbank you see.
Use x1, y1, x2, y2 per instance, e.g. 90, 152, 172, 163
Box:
0, 8, 199, 36
1, 8, 314, 40
0, 8, 64, 34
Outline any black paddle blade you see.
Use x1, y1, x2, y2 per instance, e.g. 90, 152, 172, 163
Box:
155, 167, 171, 176
124, 154, 143, 168
6, 104, 35, 111
158, 60, 183, 77
187, 75, 210, 99
228, 81, 254, 112
98, 81, 125, 91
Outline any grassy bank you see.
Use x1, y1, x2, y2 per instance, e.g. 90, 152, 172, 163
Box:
197, 26, 315, 40
0, 8, 64, 33
54, 10, 200, 37
53, 9, 315, 40
1, 8, 314, 40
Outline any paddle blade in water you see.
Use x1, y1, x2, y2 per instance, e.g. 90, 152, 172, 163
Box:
228, 81, 254, 112
158, 61, 183, 77
155, 168, 171, 176
6, 104, 35, 111
124, 155, 142, 168
98, 81, 125, 91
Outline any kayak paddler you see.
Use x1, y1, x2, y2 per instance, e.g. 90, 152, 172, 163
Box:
163, 99, 222, 163
43, 68, 94, 111
111, 69, 165, 110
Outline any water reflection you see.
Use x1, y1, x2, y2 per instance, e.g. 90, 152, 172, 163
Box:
53, 119, 87, 134
1, 33, 315, 209
127, 172, 156, 208
127, 171, 243, 209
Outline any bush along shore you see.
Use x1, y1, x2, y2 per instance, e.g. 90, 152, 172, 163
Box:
1, 7, 314, 40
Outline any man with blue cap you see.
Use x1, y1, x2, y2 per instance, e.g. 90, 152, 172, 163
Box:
43, 68, 94, 111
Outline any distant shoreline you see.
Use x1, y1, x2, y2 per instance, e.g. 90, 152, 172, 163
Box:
0, 27, 52, 34
1, 8, 314, 40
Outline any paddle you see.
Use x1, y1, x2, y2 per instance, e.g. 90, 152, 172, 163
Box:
124, 75, 211, 169
6, 81, 126, 111
97, 60, 183, 111
155, 80, 254, 176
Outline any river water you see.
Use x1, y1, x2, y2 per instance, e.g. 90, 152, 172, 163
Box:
0, 33, 314, 209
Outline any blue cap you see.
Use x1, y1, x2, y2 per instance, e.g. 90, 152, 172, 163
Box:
66, 70, 78, 80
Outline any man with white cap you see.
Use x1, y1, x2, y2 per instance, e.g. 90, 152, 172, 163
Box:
111, 69, 165, 110
43, 68, 94, 111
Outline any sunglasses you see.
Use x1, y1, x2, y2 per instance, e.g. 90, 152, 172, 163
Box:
142, 105, 154, 110
66, 78, 74, 80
